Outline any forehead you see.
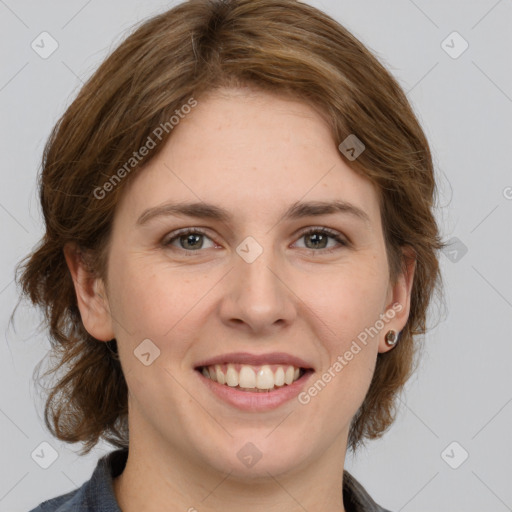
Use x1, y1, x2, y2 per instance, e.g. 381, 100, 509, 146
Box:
116, 88, 381, 228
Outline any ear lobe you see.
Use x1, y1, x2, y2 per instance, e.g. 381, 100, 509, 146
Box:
378, 246, 416, 354
63, 243, 115, 342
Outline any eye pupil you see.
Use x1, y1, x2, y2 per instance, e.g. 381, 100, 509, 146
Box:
181, 234, 203, 250
305, 232, 328, 249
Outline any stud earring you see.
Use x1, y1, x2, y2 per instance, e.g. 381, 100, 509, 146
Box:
384, 329, 398, 347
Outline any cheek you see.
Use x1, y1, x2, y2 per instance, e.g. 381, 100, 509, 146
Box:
299, 257, 389, 349
299, 262, 387, 421
106, 254, 199, 340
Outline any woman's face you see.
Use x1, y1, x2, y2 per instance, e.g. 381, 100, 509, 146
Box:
72, 87, 414, 479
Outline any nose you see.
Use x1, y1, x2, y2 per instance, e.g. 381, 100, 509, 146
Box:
218, 242, 297, 335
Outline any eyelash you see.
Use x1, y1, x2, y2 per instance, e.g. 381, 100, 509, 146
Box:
161, 227, 349, 255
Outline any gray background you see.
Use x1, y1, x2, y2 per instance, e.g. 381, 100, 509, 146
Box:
1, 0, 511, 510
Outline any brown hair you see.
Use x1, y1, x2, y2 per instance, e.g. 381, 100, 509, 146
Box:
15, 0, 445, 455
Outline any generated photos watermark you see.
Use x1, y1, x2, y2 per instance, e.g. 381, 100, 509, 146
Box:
298, 302, 403, 405
93, 97, 198, 200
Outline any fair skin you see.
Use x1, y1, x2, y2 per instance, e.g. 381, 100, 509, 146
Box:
65, 87, 415, 512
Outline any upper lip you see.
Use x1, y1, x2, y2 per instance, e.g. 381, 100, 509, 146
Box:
195, 352, 314, 370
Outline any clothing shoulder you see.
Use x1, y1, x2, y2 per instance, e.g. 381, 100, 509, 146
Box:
27, 447, 127, 512
343, 470, 394, 512
27, 488, 80, 512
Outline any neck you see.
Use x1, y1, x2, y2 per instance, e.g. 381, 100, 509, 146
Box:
113, 431, 348, 512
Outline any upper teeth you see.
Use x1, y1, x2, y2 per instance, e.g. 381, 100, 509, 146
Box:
201, 364, 302, 390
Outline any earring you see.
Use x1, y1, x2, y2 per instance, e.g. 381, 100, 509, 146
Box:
385, 329, 398, 347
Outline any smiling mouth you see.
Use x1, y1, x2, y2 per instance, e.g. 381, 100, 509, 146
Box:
196, 363, 312, 392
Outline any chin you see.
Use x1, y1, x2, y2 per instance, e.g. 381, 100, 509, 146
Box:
197, 431, 313, 480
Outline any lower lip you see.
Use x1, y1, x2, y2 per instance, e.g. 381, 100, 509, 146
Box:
196, 369, 314, 411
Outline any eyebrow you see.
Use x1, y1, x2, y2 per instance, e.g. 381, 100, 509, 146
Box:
136, 199, 371, 227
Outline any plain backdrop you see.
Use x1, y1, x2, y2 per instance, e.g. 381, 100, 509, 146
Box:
1, 1, 511, 511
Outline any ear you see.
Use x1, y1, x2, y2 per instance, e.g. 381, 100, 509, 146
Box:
63, 243, 115, 342
378, 246, 416, 354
